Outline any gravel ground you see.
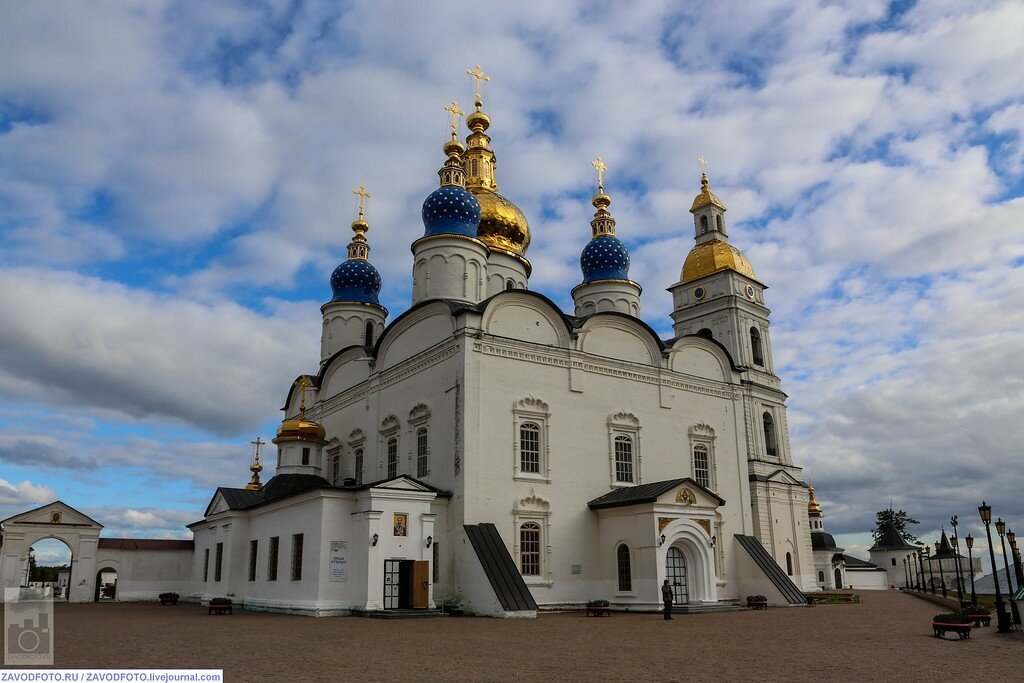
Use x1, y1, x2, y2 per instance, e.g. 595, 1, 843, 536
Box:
5, 590, 1022, 682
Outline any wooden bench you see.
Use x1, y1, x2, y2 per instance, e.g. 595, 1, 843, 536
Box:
966, 614, 991, 627
932, 623, 971, 639
586, 606, 610, 617
208, 604, 233, 615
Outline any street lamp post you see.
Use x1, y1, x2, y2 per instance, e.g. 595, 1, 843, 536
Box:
935, 540, 948, 598
1009, 529, 1024, 588
950, 515, 965, 604
996, 518, 1021, 626
903, 557, 909, 589
979, 502, 1013, 633
914, 548, 924, 591
965, 534, 978, 606
924, 546, 936, 594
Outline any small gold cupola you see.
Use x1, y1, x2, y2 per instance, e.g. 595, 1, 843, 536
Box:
462, 65, 532, 264
680, 158, 756, 283
275, 376, 327, 442
808, 485, 823, 518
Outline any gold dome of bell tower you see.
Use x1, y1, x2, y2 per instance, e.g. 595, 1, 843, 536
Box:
462, 65, 532, 270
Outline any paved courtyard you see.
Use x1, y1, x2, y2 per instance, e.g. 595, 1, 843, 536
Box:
7, 591, 1022, 681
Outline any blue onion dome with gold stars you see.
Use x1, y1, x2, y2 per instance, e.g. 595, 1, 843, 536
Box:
422, 132, 482, 238
580, 165, 631, 282
330, 186, 383, 306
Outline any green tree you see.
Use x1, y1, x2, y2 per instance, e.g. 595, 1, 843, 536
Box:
874, 508, 920, 544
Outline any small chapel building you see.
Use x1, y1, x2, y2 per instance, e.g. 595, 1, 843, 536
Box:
1, 72, 818, 615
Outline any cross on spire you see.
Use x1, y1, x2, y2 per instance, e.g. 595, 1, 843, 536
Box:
698, 155, 708, 176
250, 437, 265, 461
443, 100, 465, 138
352, 184, 371, 220
592, 157, 608, 194
294, 376, 315, 418
466, 64, 490, 106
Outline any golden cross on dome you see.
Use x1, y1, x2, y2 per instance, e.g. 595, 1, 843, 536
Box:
444, 100, 464, 137
698, 155, 708, 176
294, 376, 315, 418
352, 184, 371, 219
592, 157, 608, 193
250, 437, 265, 460
466, 64, 490, 104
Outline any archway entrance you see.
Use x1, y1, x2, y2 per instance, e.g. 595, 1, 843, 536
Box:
94, 569, 118, 602
834, 567, 843, 590
665, 547, 689, 604
25, 538, 73, 601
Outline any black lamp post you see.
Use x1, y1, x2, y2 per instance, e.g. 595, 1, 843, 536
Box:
979, 502, 1013, 633
965, 534, 978, 606
914, 547, 924, 591
996, 518, 1021, 626
935, 540, 948, 598
924, 546, 936, 594
902, 557, 909, 589
950, 515, 965, 604
1009, 529, 1024, 588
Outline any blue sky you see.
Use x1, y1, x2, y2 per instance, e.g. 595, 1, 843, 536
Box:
1, 0, 1023, 572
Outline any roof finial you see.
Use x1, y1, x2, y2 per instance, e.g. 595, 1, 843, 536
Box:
348, 185, 371, 261
246, 437, 265, 490
466, 64, 490, 110
592, 156, 607, 195
294, 376, 315, 420
352, 184, 371, 221
444, 100, 465, 141
588, 157, 615, 238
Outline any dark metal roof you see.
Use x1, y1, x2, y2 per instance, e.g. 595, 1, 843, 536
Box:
842, 554, 885, 570
98, 538, 194, 550
811, 531, 838, 551
928, 530, 964, 561
464, 523, 538, 612
868, 522, 917, 551
587, 478, 726, 510
734, 534, 806, 604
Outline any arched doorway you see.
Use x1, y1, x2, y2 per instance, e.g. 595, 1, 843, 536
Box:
25, 537, 73, 601
665, 547, 689, 604
94, 568, 118, 601
834, 567, 843, 589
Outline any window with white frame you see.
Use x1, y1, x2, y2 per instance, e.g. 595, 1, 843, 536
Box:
614, 436, 634, 483
513, 398, 550, 481
616, 543, 632, 592
519, 522, 541, 576
354, 449, 364, 485
608, 412, 641, 487
387, 437, 398, 478
380, 416, 400, 479
416, 428, 429, 478
408, 404, 430, 479
327, 445, 341, 485
348, 429, 365, 486
688, 423, 717, 491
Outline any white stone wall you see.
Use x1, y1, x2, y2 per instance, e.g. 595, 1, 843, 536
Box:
94, 548, 192, 601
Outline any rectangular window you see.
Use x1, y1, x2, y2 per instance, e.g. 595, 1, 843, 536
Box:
387, 438, 398, 478
614, 436, 634, 483
432, 542, 440, 583
267, 536, 279, 581
203, 548, 210, 582
693, 446, 710, 489
416, 428, 429, 478
330, 452, 341, 485
248, 540, 258, 581
214, 542, 223, 582
354, 449, 364, 486
301, 447, 310, 465
520, 423, 540, 474
291, 533, 304, 581
520, 523, 541, 576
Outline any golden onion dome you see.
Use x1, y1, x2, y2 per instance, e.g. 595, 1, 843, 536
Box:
690, 172, 727, 213
807, 485, 823, 517
466, 109, 490, 131
470, 188, 531, 256
275, 418, 326, 442
681, 238, 755, 283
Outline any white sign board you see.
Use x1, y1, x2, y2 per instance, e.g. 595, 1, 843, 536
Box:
329, 541, 348, 582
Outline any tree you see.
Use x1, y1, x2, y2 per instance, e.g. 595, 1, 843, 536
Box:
874, 508, 920, 544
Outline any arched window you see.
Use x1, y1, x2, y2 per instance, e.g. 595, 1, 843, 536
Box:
354, 449, 364, 486
700, 215, 709, 233
331, 452, 341, 485
818, 571, 825, 583
697, 328, 713, 339
616, 544, 632, 592
786, 552, 793, 576
614, 435, 634, 483
750, 327, 764, 366
416, 427, 429, 478
763, 412, 777, 457
387, 438, 398, 478
506, 278, 515, 291
519, 523, 541, 576
693, 444, 710, 489
716, 215, 722, 231
520, 423, 541, 474
364, 321, 374, 347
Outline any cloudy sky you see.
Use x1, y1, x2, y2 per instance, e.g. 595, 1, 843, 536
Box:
1, 0, 1022, 571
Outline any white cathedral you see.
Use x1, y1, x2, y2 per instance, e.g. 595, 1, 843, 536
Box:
1, 73, 818, 616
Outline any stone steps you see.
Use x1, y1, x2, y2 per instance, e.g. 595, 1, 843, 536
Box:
357, 608, 449, 619
672, 602, 745, 614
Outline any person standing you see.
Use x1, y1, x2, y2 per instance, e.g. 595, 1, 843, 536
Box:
662, 579, 674, 619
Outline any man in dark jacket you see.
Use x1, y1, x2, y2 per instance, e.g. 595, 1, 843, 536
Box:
662, 579, 673, 619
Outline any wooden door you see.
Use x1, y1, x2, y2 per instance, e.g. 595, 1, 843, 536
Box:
412, 560, 430, 608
